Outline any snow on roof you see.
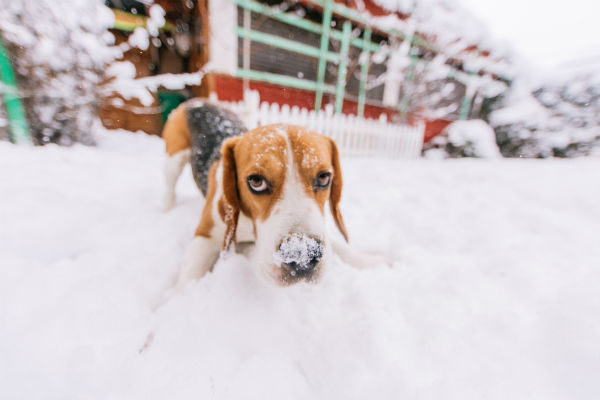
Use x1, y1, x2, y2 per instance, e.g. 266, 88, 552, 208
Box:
368, 0, 514, 79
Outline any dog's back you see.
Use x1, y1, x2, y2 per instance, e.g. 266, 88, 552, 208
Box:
161, 100, 247, 210
185, 101, 247, 195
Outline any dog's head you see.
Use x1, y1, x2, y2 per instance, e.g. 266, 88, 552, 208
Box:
220, 124, 348, 285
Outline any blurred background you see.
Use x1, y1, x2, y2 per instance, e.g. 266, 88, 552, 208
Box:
1, 0, 598, 158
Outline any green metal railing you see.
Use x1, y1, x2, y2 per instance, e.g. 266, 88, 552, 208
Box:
232, 0, 465, 117
236, 26, 339, 62
314, 0, 333, 111
459, 71, 478, 120
236, 68, 335, 93
0, 37, 30, 144
232, 0, 380, 52
234, 0, 378, 115
233, 0, 509, 120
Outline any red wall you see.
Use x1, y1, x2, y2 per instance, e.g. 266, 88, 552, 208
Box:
424, 119, 452, 142
213, 74, 449, 143
215, 74, 398, 120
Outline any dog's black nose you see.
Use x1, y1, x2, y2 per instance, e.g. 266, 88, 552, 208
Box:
277, 233, 324, 277
281, 256, 320, 275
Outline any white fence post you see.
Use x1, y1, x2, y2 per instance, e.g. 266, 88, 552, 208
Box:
218, 91, 424, 158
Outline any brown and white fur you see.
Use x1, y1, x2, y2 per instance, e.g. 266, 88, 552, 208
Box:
162, 108, 390, 287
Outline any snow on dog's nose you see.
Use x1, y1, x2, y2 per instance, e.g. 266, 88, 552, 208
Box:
275, 233, 324, 279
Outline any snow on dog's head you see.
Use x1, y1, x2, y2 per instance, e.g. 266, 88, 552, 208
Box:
220, 124, 348, 286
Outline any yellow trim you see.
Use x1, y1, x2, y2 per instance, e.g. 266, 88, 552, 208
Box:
110, 8, 173, 32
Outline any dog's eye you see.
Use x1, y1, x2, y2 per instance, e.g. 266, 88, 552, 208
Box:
247, 175, 271, 194
314, 172, 331, 190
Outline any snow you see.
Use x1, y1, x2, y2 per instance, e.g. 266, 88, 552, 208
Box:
103, 69, 208, 106
490, 84, 551, 128
128, 27, 150, 51
1, 130, 600, 399
444, 119, 502, 158
370, 0, 513, 78
146, 4, 166, 37
423, 120, 502, 159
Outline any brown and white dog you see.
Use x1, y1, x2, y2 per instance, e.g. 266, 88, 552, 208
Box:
162, 100, 389, 287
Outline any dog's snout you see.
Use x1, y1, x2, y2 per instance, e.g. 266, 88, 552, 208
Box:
276, 233, 324, 277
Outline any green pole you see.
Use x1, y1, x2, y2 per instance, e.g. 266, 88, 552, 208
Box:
0, 37, 30, 144
357, 28, 371, 117
334, 21, 351, 113
236, 68, 335, 92
459, 71, 477, 120
315, 0, 333, 111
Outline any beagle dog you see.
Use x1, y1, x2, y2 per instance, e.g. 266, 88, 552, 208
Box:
162, 100, 389, 287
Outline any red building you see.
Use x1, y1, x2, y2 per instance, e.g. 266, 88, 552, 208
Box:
102, 0, 508, 141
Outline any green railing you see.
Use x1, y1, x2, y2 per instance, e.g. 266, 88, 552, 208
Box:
459, 71, 478, 120
234, 0, 381, 52
314, 0, 334, 111
233, 0, 507, 120
232, 0, 452, 116
236, 26, 339, 62
234, 0, 380, 115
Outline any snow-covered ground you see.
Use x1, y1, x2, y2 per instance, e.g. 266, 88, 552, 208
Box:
1, 130, 599, 399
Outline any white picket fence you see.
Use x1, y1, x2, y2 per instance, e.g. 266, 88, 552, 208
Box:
216, 91, 424, 158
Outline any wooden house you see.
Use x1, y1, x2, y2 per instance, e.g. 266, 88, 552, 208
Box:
101, 0, 508, 142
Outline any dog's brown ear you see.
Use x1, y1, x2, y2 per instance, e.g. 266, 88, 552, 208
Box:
329, 138, 349, 242
220, 137, 241, 251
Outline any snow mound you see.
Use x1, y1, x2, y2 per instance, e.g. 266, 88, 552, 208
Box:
425, 119, 502, 159
445, 120, 502, 158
